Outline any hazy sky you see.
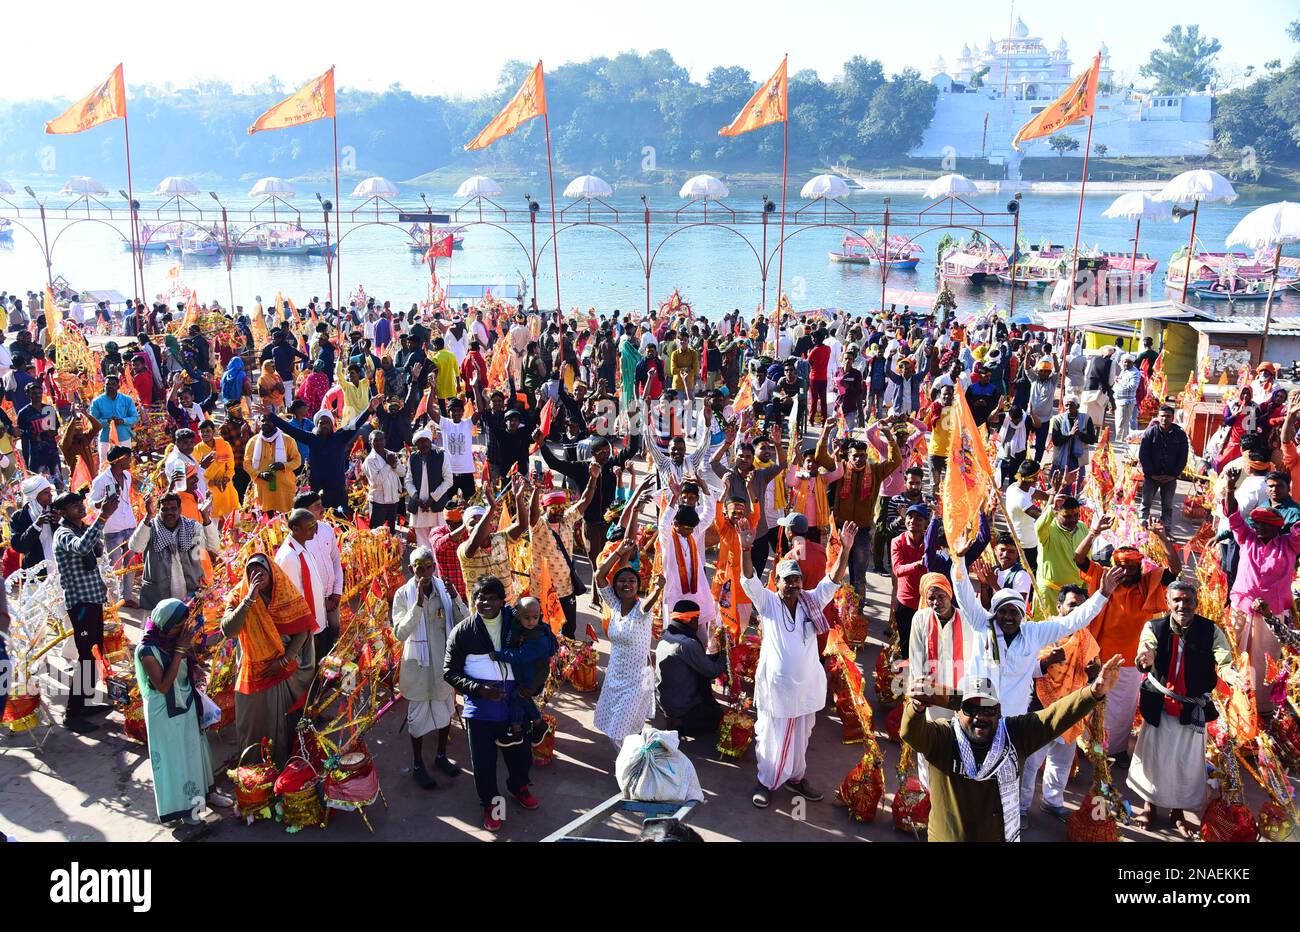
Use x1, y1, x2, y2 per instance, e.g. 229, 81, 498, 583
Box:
5, 0, 1294, 101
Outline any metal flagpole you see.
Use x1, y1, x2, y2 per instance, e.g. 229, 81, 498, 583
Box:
332, 111, 342, 306
1060, 109, 1096, 406
122, 106, 142, 304
774, 55, 789, 352
542, 71, 562, 319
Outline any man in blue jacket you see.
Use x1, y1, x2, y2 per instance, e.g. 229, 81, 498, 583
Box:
1138, 404, 1189, 531
89, 374, 139, 466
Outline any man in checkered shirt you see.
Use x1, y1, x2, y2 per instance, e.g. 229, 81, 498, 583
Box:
51, 489, 120, 733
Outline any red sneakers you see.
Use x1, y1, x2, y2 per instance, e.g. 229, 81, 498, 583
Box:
512, 786, 540, 810
482, 807, 502, 832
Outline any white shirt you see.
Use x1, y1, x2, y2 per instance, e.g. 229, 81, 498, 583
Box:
439, 418, 475, 475
445, 328, 470, 364
307, 518, 344, 598
742, 573, 838, 719
1005, 483, 1040, 549
473, 320, 491, 348
0, 342, 11, 379
639, 330, 658, 352
952, 560, 1108, 716
89, 469, 138, 534
363, 449, 406, 504
1218, 475, 1267, 536
275, 537, 328, 634
658, 490, 717, 634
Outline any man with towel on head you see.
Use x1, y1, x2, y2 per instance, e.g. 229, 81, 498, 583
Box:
392, 545, 468, 788
406, 426, 453, 549
11, 475, 57, 572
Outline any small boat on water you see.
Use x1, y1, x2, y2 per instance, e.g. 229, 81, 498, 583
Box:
939, 245, 1007, 283
258, 226, 312, 256
0, 219, 12, 242
409, 224, 465, 252
1164, 250, 1290, 292
828, 235, 871, 265
1192, 282, 1271, 302
179, 231, 220, 256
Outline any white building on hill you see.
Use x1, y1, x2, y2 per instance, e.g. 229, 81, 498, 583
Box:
909, 18, 1213, 176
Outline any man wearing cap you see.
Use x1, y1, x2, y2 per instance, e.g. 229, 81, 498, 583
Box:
477, 393, 535, 484
736, 518, 858, 807
52, 489, 119, 732
1005, 460, 1046, 573
1071, 512, 1182, 760
17, 380, 61, 482
406, 427, 453, 548
89, 373, 139, 467
902, 654, 1124, 841
1138, 403, 1189, 531
128, 491, 219, 610
952, 545, 1122, 819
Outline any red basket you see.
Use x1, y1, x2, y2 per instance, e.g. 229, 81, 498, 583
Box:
838, 756, 884, 822
1200, 798, 1257, 843
1067, 794, 1119, 842
891, 776, 931, 834
531, 713, 557, 766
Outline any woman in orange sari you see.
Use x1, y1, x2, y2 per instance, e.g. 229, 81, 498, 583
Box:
219, 554, 316, 765
196, 420, 238, 520
256, 360, 285, 413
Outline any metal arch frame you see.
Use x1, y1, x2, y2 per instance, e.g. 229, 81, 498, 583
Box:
536, 220, 649, 313
649, 222, 764, 315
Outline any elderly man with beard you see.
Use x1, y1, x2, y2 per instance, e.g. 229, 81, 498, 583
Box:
737, 518, 858, 808
902, 654, 1124, 841
1127, 580, 1240, 837
393, 545, 468, 788
951, 546, 1123, 822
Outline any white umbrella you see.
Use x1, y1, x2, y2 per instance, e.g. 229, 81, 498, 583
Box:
1102, 193, 1172, 302
1225, 201, 1300, 355
0, 179, 14, 195
61, 176, 107, 196
800, 174, 850, 200
455, 175, 502, 199
678, 174, 729, 200
1154, 169, 1237, 301
153, 176, 199, 196
563, 175, 613, 199
351, 176, 399, 198
924, 173, 979, 200
249, 177, 296, 198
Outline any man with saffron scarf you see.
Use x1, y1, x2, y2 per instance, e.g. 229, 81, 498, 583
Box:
529, 469, 599, 638
219, 554, 315, 767
737, 519, 857, 808
1072, 514, 1182, 760
243, 414, 302, 515
816, 431, 901, 599
659, 475, 718, 643
902, 655, 1125, 841
134, 598, 234, 823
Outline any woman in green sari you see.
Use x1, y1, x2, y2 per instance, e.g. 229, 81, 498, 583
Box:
134, 598, 232, 824
618, 331, 642, 411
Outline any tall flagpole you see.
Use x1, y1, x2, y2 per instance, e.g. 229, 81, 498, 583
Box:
1060, 108, 1095, 407
542, 90, 562, 318
121, 101, 142, 305
774, 54, 789, 353
332, 108, 342, 307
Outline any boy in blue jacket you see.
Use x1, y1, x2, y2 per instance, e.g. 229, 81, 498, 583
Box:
490, 596, 558, 748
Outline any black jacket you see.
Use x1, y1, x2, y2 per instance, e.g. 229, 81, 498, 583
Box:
444, 606, 521, 700
10, 506, 51, 569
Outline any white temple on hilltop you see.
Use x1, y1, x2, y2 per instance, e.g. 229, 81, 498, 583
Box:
907, 17, 1212, 172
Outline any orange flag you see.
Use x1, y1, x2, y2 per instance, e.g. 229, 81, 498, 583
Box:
941, 388, 995, 549
731, 374, 754, 415
1012, 52, 1100, 151
719, 57, 788, 137
248, 67, 336, 134
465, 62, 547, 151
46, 64, 126, 134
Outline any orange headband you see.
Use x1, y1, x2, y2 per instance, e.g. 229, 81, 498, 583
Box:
920, 572, 953, 599
671, 609, 701, 622
1113, 547, 1143, 566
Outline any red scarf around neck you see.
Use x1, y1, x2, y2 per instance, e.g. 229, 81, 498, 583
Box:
673, 532, 699, 594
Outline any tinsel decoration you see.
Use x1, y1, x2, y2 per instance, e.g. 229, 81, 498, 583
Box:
824, 628, 887, 822
891, 745, 930, 835
884, 703, 904, 743
874, 634, 903, 705
556, 636, 599, 692
228, 739, 279, 823
1068, 701, 1128, 840
716, 700, 756, 759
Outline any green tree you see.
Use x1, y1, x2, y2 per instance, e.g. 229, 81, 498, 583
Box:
857, 68, 937, 158
1140, 25, 1221, 94
1048, 134, 1080, 156
1093, 142, 1108, 157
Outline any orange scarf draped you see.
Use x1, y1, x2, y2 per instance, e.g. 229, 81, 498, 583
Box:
673, 531, 699, 594
233, 557, 316, 695
1034, 628, 1099, 744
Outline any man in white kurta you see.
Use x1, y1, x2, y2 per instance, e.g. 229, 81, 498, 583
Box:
392, 546, 467, 787
274, 509, 329, 647
658, 486, 717, 639
405, 429, 453, 546
739, 520, 857, 807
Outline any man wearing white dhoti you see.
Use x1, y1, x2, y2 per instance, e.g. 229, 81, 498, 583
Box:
738, 518, 858, 808
392, 546, 468, 788
1127, 580, 1237, 838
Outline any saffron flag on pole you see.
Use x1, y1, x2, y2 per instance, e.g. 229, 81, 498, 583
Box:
248, 67, 336, 134
941, 388, 996, 549
44, 286, 63, 339
1011, 52, 1100, 151
719, 57, 788, 137
45, 64, 126, 134
464, 62, 547, 151
424, 233, 454, 262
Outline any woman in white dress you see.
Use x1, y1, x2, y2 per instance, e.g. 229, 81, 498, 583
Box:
592, 538, 662, 747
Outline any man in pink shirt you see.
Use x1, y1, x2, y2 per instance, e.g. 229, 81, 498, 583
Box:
868, 414, 926, 572
807, 332, 832, 427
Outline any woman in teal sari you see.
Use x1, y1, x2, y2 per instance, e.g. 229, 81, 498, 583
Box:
134, 598, 232, 823
618, 331, 642, 411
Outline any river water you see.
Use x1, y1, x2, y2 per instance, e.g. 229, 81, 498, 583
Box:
2, 181, 1297, 320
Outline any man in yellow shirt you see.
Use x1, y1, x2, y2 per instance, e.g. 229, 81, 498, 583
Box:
243, 416, 302, 515
431, 337, 460, 415
669, 339, 700, 400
